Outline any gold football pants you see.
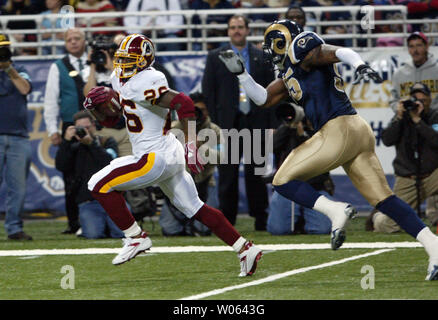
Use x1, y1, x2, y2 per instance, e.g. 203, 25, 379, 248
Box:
273, 114, 393, 207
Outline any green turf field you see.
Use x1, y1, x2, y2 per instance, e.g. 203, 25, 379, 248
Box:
0, 216, 437, 300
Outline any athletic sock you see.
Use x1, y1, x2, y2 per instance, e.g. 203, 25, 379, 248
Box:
376, 195, 426, 238
273, 180, 321, 208
91, 190, 138, 234
313, 195, 349, 228
194, 204, 242, 248
417, 227, 438, 258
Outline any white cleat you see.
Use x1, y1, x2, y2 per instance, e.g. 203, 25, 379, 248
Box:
331, 204, 357, 250
238, 241, 263, 277
112, 231, 152, 265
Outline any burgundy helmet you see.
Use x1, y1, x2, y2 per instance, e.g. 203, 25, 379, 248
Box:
113, 33, 155, 79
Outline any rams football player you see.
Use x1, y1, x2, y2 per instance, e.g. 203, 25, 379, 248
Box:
219, 20, 438, 280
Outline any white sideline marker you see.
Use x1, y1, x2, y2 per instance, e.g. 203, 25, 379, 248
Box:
0, 242, 421, 257
180, 248, 395, 300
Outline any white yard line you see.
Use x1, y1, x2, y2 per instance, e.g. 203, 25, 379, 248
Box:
0, 242, 421, 257
180, 248, 395, 300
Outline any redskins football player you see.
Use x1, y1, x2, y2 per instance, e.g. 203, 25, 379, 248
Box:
219, 20, 438, 280
83, 34, 263, 276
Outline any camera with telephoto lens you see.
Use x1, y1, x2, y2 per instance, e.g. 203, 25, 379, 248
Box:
402, 96, 420, 111
0, 46, 12, 62
88, 35, 117, 73
275, 102, 305, 126
75, 126, 87, 139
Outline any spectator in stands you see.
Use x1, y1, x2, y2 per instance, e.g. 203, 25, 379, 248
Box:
367, 82, 438, 233
0, 0, 39, 55
40, 0, 68, 55
160, 92, 223, 236
267, 102, 333, 235
389, 32, 438, 112
321, 0, 368, 47
76, 0, 117, 35
406, 0, 438, 32
55, 111, 124, 239
285, 4, 317, 33
375, 10, 404, 47
0, 34, 33, 240
248, 0, 278, 24
124, 0, 184, 52
43, 28, 89, 234
202, 15, 277, 230
287, 0, 321, 7
190, 0, 234, 51
108, 0, 127, 10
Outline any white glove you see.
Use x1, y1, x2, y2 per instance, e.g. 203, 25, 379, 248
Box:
218, 50, 245, 75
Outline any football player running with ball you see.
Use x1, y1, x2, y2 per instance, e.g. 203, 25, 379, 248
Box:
84, 34, 262, 277
219, 20, 438, 281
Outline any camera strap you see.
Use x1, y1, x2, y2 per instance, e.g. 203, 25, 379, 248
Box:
61, 56, 85, 111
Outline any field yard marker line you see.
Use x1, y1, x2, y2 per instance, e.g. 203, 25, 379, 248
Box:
180, 248, 394, 300
0, 242, 421, 257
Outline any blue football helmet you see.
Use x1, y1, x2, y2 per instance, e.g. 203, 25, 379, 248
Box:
263, 20, 303, 70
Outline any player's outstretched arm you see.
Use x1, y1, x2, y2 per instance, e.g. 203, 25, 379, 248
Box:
301, 44, 383, 84
157, 89, 204, 174
218, 50, 288, 108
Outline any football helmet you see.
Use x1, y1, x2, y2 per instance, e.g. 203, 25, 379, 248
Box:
113, 34, 155, 79
262, 20, 303, 70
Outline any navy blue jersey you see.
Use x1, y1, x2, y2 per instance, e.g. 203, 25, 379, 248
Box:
279, 31, 356, 131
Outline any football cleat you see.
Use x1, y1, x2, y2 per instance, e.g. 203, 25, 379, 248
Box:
238, 241, 263, 277
112, 231, 152, 265
426, 264, 438, 281
331, 204, 357, 250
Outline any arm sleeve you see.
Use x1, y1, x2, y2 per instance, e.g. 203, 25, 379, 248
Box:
334, 48, 364, 69
237, 71, 268, 106
43, 63, 61, 136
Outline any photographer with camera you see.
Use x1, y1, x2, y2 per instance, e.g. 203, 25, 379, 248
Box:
158, 92, 223, 236
266, 101, 333, 235
55, 111, 124, 239
82, 33, 135, 159
0, 33, 33, 240
369, 82, 438, 233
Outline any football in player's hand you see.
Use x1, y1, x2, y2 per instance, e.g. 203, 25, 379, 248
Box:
94, 87, 123, 117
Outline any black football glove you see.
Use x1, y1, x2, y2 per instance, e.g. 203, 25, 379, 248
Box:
353, 64, 383, 84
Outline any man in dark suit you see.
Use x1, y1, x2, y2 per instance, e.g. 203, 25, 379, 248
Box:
202, 15, 277, 230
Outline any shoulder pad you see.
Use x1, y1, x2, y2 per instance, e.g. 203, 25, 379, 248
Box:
288, 32, 325, 65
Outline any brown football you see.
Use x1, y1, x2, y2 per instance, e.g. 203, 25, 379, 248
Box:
95, 87, 123, 117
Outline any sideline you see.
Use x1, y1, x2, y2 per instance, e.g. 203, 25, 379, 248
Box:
0, 242, 420, 257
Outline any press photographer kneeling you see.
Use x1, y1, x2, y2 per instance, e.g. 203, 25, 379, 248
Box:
55, 111, 124, 239
266, 102, 334, 235
370, 83, 438, 233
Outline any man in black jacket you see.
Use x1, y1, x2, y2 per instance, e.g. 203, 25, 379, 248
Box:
370, 83, 438, 233
202, 15, 277, 230
55, 111, 124, 239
